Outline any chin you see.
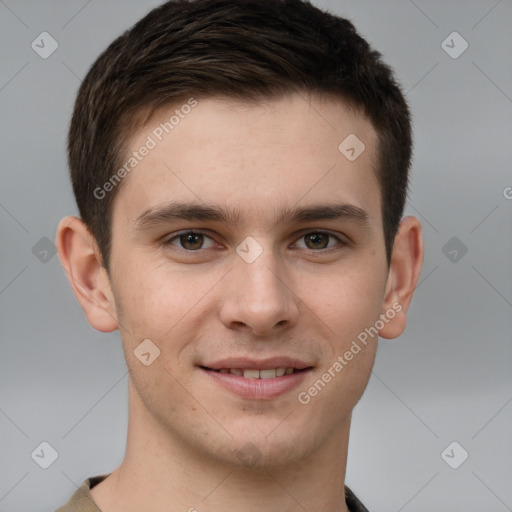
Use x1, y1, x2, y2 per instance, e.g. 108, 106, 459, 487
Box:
220, 425, 316, 469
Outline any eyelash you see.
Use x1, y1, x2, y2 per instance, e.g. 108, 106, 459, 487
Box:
161, 230, 347, 255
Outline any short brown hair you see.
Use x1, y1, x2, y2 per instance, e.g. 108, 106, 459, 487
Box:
68, 0, 412, 273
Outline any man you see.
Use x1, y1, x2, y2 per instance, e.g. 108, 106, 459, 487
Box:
55, 0, 424, 510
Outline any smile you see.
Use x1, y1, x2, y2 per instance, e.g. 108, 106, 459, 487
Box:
212, 367, 299, 378
200, 365, 313, 399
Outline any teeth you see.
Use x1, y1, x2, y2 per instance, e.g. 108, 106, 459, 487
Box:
218, 367, 296, 378
259, 369, 277, 379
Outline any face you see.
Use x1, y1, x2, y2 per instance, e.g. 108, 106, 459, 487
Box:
107, 93, 390, 468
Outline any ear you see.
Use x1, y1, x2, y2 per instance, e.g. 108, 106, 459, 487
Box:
56, 216, 119, 332
379, 216, 424, 339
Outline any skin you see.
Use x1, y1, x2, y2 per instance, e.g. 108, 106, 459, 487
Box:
57, 92, 423, 512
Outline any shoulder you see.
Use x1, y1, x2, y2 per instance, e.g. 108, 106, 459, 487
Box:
345, 485, 370, 512
54, 474, 109, 512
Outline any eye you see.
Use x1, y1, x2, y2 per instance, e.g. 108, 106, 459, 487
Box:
294, 231, 342, 251
165, 231, 217, 251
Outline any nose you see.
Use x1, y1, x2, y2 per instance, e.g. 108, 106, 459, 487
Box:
218, 249, 300, 337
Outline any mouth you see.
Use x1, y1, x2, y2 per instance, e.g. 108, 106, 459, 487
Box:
199, 361, 314, 400
201, 367, 309, 378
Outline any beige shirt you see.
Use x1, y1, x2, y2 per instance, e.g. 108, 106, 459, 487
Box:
55, 474, 108, 512
55, 473, 369, 511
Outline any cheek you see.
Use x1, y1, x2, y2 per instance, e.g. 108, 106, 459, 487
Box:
320, 269, 385, 400
307, 266, 387, 344
302, 275, 382, 415
113, 259, 194, 335
112, 260, 222, 377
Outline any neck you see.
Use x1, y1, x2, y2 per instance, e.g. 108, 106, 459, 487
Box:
91, 380, 352, 512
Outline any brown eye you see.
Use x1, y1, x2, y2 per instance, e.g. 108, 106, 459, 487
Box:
180, 232, 204, 250
303, 233, 329, 250
166, 231, 216, 251
295, 232, 343, 251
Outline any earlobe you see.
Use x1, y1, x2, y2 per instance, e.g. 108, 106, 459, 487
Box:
379, 216, 424, 340
56, 216, 119, 333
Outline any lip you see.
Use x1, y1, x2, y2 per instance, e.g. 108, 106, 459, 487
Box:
199, 357, 314, 400
201, 357, 312, 371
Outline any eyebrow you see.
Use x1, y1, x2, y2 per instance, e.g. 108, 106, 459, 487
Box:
132, 201, 371, 234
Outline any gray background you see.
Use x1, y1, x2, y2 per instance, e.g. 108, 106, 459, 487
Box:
1, 1, 511, 511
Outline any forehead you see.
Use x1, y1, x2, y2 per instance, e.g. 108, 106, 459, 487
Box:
112, 93, 381, 231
